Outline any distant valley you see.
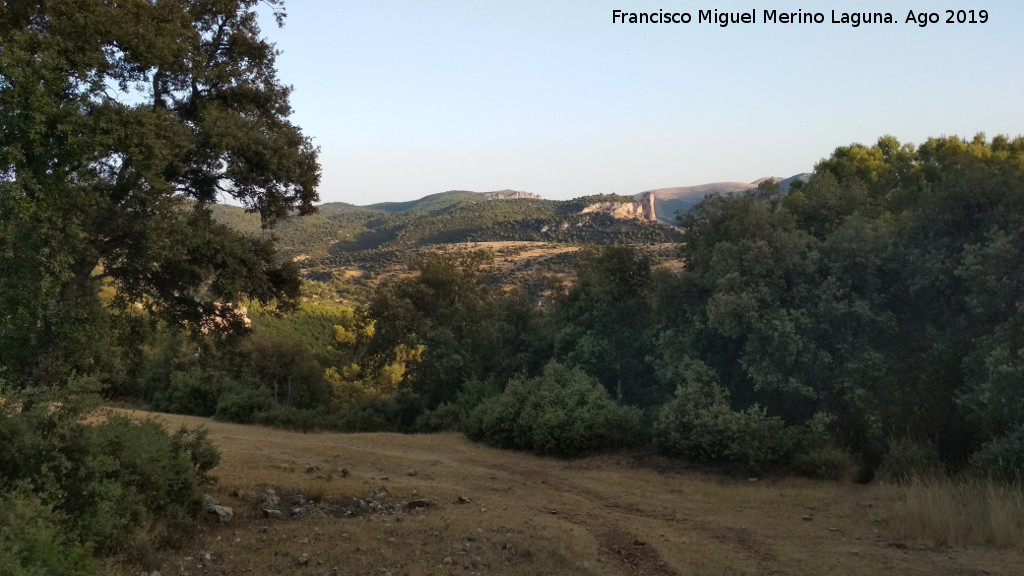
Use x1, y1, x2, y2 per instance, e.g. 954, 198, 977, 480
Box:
212, 174, 808, 298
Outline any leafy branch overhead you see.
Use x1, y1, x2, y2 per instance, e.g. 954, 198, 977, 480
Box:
0, 0, 320, 385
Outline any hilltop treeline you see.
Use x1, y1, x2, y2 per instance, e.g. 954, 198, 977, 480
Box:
41, 134, 1019, 484
211, 193, 682, 271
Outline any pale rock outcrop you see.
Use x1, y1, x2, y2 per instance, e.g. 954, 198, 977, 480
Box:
580, 195, 657, 222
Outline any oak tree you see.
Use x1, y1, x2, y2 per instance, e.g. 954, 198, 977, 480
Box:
0, 0, 319, 384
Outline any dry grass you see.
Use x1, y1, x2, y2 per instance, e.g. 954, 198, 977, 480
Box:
891, 476, 1024, 549
106, 409, 1024, 576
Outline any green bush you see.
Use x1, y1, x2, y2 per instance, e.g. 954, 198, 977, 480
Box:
970, 424, 1024, 483
0, 397, 220, 571
415, 401, 463, 432
793, 446, 856, 480
878, 437, 944, 482
154, 367, 242, 416
415, 379, 500, 432
465, 361, 644, 457
653, 359, 801, 474
215, 387, 275, 424
0, 488, 97, 576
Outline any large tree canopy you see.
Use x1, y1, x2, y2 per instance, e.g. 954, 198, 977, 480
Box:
0, 0, 320, 384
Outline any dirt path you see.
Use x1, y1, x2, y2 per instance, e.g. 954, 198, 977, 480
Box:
110, 410, 1022, 576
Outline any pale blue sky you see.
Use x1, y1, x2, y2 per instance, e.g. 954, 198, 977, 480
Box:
262, 1, 1024, 204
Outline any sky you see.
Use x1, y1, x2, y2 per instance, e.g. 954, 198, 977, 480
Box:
259, 1, 1024, 205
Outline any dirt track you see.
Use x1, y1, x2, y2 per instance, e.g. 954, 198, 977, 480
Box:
111, 410, 1023, 576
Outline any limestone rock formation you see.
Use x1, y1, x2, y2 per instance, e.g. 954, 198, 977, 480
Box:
580, 195, 657, 222
482, 190, 543, 200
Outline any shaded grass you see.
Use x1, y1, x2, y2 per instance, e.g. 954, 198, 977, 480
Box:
892, 476, 1024, 549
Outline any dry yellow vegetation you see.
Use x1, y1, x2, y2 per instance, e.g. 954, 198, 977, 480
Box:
109, 411, 1022, 576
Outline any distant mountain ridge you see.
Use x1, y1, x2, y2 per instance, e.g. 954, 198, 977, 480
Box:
636, 173, 810, 224
314, 174, 809, 225
210, 174, 808, 272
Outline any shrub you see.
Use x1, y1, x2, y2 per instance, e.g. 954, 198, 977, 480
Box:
878, 437, 944, 483
154, 367, 242, 416
215, 387, 275, 424
970, 424, 1024, 483
416, 378, 500, 432
415, 401, 463, 432
0, 488, 97, 576
793, 446, 856, 480
653, 359, 801, 474
0, 397, 220, 571
465, 361, 644, 457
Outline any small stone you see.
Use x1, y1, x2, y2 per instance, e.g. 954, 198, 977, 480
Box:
263, 508, 283, 519
297, 554, 310, 566
208, 505, 234, 523
456, 495, 472, 504
802, 514, 814, 521
405, 469, 418, 477
442, 556, 453, 565
261, 488, 280, 509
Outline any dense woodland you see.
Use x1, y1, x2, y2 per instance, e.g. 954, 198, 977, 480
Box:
2, 0, 1023, 573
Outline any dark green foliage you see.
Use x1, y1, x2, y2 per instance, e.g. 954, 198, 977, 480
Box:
0, 0, 318, 387
154, 368, 245, 418
215, 387, 276, 424
465, 362, 644, 457
877, 438, 945, 483
369, 251, 551, 409
0, 393, 219, 561
415, 379, 501, 432
0, 488, 98, 576
553, 245, 663, 406
793, 447, 856, 481
653, 360, 802, 473
969, 424, 1024, 483
653, 134, 1024, 477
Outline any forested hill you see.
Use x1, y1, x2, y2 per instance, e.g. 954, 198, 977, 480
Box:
211, 179, 810, 268
211, 189, 684, 269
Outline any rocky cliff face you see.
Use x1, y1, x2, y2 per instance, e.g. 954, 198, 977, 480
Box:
639, 191, 656, 222
580, 193, 657, 223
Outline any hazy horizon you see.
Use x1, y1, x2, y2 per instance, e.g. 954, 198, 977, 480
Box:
260, 1, 1024, 204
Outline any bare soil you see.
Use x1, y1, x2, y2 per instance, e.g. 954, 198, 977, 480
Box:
110, 411, 1023, 576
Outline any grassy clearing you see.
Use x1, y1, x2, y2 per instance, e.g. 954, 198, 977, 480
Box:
892, 476, 1024, 549
105, 410, 1023, 576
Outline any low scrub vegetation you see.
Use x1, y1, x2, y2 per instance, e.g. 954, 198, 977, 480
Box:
0, 387, 219, 575
464, 361, 644, 456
